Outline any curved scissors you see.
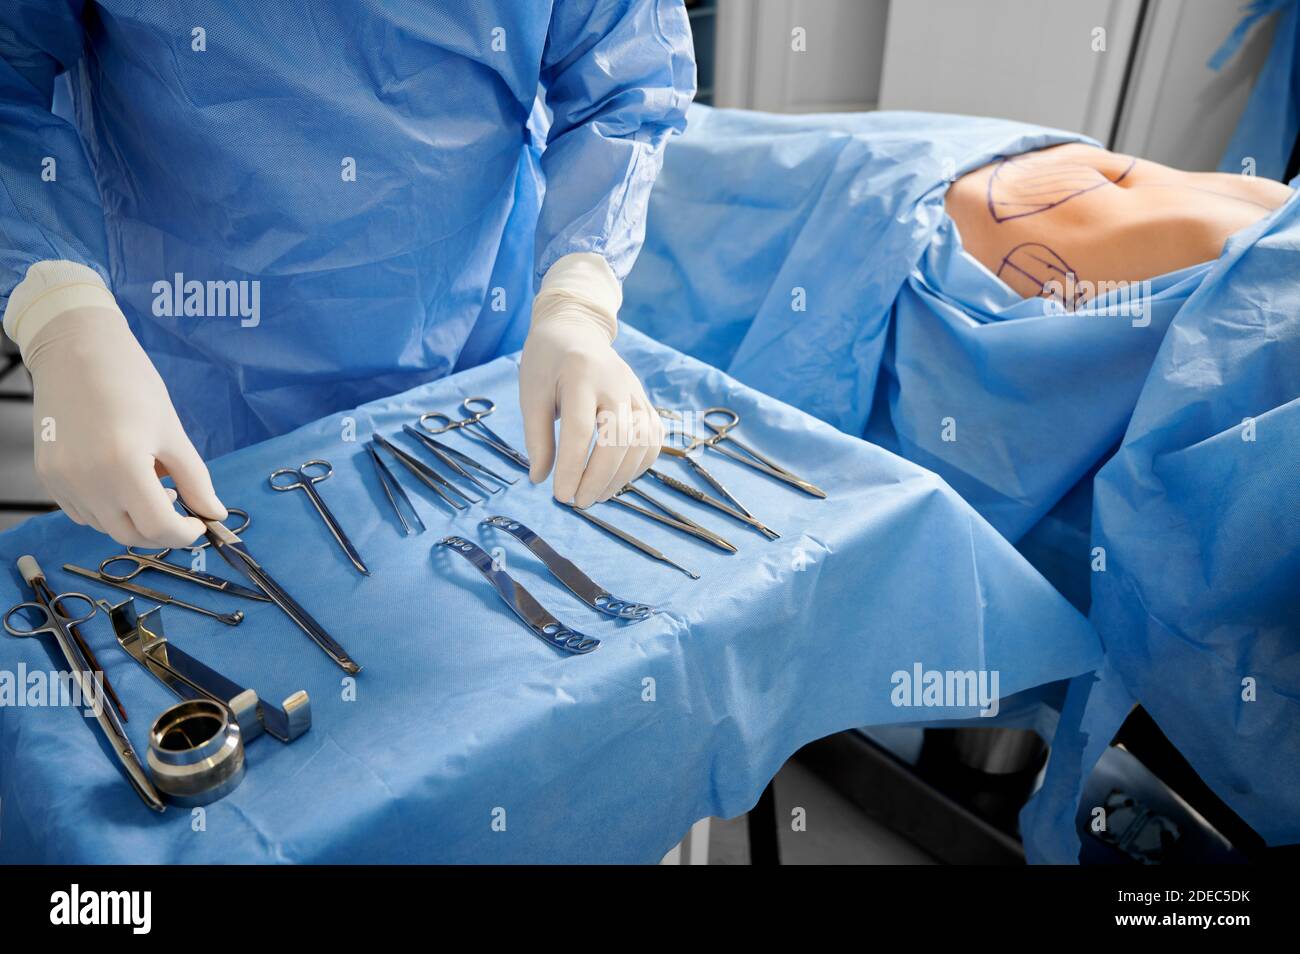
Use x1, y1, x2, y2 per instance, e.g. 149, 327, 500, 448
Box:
98, 508, 269, 601
269, 460, 370, 576
419, 396, 530, 470
4, 590, 164, 812
700, 407, 827, 498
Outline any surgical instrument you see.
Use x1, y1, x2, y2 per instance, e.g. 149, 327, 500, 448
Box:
609, 484, 737, 553
4, 556, 164, 812
372, 433, 476, 510
105, 598, 310, 743
438, 536, 599, 654
97, 508, 271, 603
701, 407, 828, 498
560, 502, 700, 580
148, 699, 246, 807
643, 461, 781, 540
419, 396, 530, 470
64, 564, 245, 626
269, 460, 370, 576
22, 557, 127, 720
367, 444, 426, 535
403, 423, 515, 492
180, 501, 362, 674
481, 515, 654, 620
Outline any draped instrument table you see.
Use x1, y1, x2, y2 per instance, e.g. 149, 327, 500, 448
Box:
0, 328, 1099, 863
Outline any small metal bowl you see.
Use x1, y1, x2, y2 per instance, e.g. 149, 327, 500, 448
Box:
147, 699, 245, 806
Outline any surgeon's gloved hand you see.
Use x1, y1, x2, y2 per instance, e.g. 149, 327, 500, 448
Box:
5, 262, 226, 548
519, 253, 663, 508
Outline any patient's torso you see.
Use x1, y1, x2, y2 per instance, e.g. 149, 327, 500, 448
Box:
946, 143, 1293, 304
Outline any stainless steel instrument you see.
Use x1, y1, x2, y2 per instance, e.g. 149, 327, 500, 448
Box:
481, 515, 654, 620
642, 466, 780, 540
4, 556, 164, 812
403, 423, 515, 493
372, 432, 477, 510
367, 443, 426, 535
180, 502, 362, 674
560, 502, 699, 580
105, 598, 310, 744
147, 699, 246, 807
699, 407, 828, 498
419, 396, 530, 470
438, 536, 600, 654
64, 563, 245, 625
270, 460, 370, 576
608, 484, 737, 553
97, 508, 271, 602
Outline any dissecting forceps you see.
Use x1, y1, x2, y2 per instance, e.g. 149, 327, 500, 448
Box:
699, 407, 827, 498
97, 508, 270, 602
438, 536, 600, 654
608, 484, 737, 553
402, 423, 515, 493
269, 460, 370, 576
641, 459, 780, 540
4, 556, 164, 812
419, 396, 530, 471
367, 444, 426, 535
560, 501, 700, 580
63, 563, 245, 626
180, 501, 362, 674
372, 433, 478, 510
481, 515, 654, 620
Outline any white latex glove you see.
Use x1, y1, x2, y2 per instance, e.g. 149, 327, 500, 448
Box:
519, 253, 663, 508
5, 261, 226, 547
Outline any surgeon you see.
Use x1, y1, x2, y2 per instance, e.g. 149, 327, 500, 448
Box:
1, 2, 694, 547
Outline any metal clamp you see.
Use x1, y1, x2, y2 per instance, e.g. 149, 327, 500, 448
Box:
105, 598, 311, 744
481, 516, 653, 620
437, 536, 599, 654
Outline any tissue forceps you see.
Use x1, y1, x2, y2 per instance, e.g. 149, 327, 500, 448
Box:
700, 407, 827, 498
656, 429, 780, 539
269, 460, 370, 576
402, 424, 514, 494
419, 397, 530, 470
4, 557, 164, 812
609, 484, 737, 553
180, 501, 362, 674
367, 444, 426, 535
97, 508, 270, 602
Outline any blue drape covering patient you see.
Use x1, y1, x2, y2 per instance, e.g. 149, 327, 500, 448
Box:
622, 104, 1299, 860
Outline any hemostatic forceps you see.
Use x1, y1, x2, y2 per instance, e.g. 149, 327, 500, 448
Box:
419, 397, 530, 470
698, 407, 827, 498
97, 508, 270, 602
4, 556, 164, 812
269, 460, 370, 576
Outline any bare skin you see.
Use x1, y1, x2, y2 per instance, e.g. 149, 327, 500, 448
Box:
946, 143, 1294, 306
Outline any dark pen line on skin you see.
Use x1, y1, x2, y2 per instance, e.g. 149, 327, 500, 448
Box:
986, 154, 1136, 222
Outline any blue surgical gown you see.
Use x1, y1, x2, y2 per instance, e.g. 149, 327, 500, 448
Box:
0, 1, 695, 455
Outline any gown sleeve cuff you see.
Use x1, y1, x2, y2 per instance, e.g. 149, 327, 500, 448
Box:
3, 260, 121, 356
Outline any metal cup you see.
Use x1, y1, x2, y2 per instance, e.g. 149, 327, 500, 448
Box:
147, 699, 245, 806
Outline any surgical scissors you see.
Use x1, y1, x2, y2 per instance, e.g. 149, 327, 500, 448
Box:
269, 460, 370, 576
180, 501, 362, 674
4, 557, 164, 812
97, 508, 271, 602
419, 397, 530, 470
